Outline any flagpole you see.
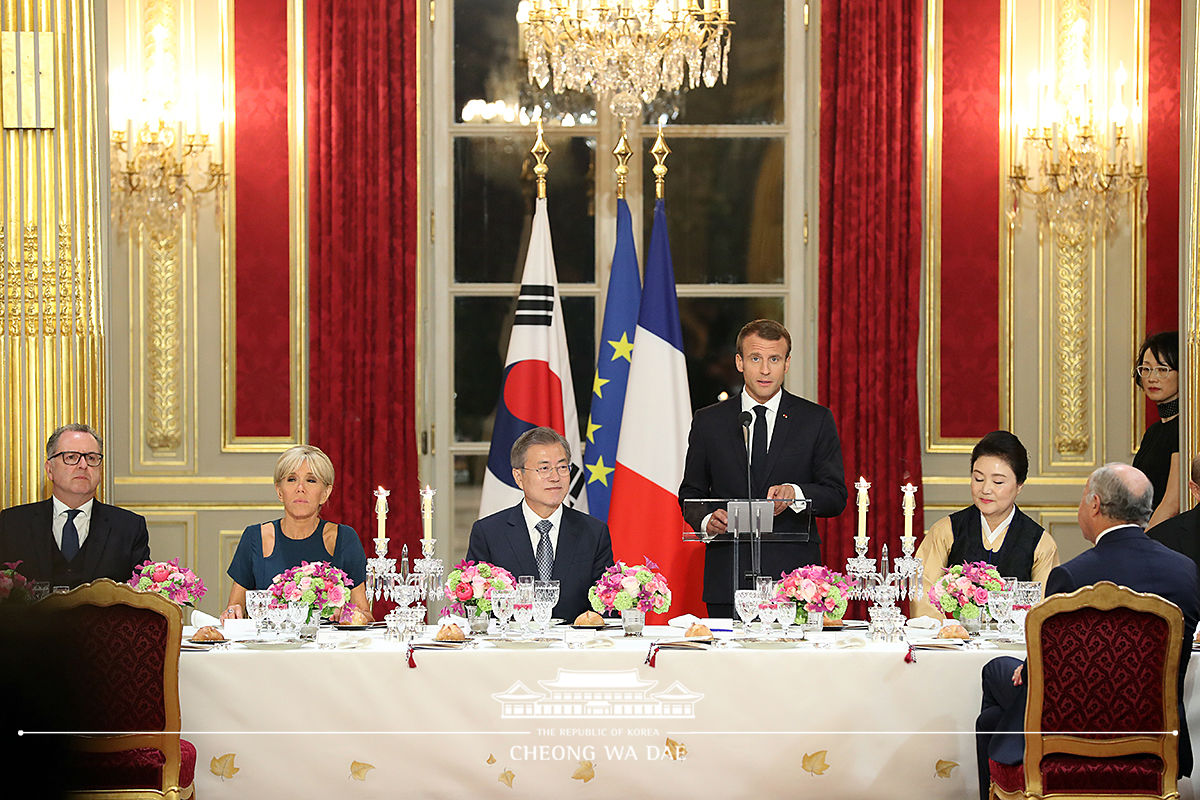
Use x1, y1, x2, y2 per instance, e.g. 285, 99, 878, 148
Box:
531, 118, 551, 199
651, 122, 670, 199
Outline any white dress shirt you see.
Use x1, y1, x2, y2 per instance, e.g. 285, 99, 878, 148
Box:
521, 499, 563, 566
52, 496, 94, 551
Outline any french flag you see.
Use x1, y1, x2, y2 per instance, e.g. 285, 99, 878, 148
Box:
478, 196, 587, 518
607, 198, 700, 618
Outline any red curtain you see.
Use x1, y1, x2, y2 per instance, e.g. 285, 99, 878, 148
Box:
819, 0, 925, 607
306, 0, 420, 589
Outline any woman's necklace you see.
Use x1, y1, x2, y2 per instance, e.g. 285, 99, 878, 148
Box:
1157, 397, 1179, 420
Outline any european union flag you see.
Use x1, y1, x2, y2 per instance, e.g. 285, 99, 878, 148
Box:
583, 198, 641, 521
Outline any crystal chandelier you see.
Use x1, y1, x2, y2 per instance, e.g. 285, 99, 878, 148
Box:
1007, 17, 1146, 242
516, 0, 733, 118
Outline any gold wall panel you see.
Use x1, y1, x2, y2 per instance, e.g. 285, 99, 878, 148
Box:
0, 0, 105, 509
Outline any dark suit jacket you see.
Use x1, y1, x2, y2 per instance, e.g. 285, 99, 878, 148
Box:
988, 526, 1200, 776
1149, 507, 1200, 570
465, 503, 614, 620
0, 498, 152, 588
678, 390, 847, 604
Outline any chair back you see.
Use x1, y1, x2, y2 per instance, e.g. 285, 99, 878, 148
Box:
38, 578, 185, 796
1023, 581, 1183, 797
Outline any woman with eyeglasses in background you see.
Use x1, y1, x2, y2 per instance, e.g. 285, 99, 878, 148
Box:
1134, 331, 1181, 529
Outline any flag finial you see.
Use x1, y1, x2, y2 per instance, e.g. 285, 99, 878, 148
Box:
531, 119, 551, 199
613, 119, 633, 200
651, 122, 670, 200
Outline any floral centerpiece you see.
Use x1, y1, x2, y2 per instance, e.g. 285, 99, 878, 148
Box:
928, 560, 1003, 622
442, 560, 517, 619
268, 560, 352, 623
588, 558, 671, 615
128, 558, 207, 606
776, 565, 849, 624
0, 561, 34, 605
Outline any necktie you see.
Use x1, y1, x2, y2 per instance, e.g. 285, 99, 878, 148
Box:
750, 405, 768, 497
62, 508, 82, 561
535, 518, 554, 580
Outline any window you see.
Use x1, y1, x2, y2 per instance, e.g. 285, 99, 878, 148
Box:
428, 0, 812, 561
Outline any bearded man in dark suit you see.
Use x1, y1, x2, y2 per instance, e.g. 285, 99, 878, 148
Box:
0, 424, 151, 588
974, 463, 1200, 800
466, 426, 614, 620
678, 319, 848, 617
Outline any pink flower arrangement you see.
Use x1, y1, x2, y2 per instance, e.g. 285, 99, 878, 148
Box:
442, 560, 517, 617
928, 560, 1003, 621
128, 558, 206, 605
269, 561, 352, 622
0, 561, 34, 604
588, 558, 671, 615
776, 565, 849, 624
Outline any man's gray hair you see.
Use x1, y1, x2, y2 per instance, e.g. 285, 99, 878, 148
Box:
1085, 463, 1154, 527
510, 427, 571, 469
45, 423, 104, 459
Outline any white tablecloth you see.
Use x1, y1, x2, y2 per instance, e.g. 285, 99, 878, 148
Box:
178, 626, 1199, 798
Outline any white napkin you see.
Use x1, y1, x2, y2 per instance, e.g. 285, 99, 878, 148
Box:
906, 615, 941, 630
191, 608, 221, 627
834, 634, 868, 649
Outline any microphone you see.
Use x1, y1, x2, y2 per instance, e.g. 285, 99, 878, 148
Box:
739, 410, 754, 503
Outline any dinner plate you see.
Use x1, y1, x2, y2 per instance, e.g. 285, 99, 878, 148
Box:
486, 637, 560, 650
240, 639, 306, 651
738, 637, 806, 650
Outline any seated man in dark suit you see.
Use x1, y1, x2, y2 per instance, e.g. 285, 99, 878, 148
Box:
1149, 453, 1200, 568
974, 463, 1200, 800
466, 427, 614, 620
0, 424, 151, 588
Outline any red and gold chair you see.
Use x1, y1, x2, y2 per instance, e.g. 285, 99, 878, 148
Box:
39, 578, 196, 799
989, 581, 1183, 800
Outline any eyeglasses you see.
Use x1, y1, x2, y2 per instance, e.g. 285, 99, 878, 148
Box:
1135, 365, 1176, 379
49, 451, 104, 467
521, 464, 571, 478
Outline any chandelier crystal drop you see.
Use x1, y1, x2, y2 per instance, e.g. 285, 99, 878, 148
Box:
517, 0, 733, 118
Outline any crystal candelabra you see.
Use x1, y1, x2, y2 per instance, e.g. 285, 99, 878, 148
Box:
843, 479, 922, 643
517, 0, 733, 118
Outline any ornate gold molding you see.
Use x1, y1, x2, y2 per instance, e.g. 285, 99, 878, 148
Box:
145, 230, 182, 451
1052, 231, 1089, 455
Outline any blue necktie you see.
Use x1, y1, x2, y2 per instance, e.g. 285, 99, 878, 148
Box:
535, 519, 554, 580
750, 405, 769, 497
61, 508, 82, 561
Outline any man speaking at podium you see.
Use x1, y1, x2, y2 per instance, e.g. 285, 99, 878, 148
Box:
679, 320, 847, 617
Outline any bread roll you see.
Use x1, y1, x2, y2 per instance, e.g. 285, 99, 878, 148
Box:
190, 625, 225, 642
574, 610, 604, 627
434, 623, 465, 642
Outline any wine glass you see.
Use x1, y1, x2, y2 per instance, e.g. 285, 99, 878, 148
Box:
777, 599, 797, 637
988, 589, 1015, 636
492, 589, 515, 638
734, 589, 758, 634
531, 598, 554, 633
512, 584, 535, 636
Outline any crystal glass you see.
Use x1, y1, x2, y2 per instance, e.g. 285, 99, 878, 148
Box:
776, 600, 796, 637
621, 608, 645, 637
734, 589, 758, 632
531, 598, 554, 633
246, 590, 271, 632
988, 590, 1016, 636
1011, 581, 1042, 635
492, 589, 515, 637
512, 584, 535, 636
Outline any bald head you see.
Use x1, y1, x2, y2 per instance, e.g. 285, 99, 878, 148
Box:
1077, 463, 1154, 542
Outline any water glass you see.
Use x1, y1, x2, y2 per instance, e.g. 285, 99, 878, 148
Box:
512, 585, 535, 636
492, 590, 515, 637
734, 589, 758, 632
531, 598, 554, 633
776, 600, 797, 637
